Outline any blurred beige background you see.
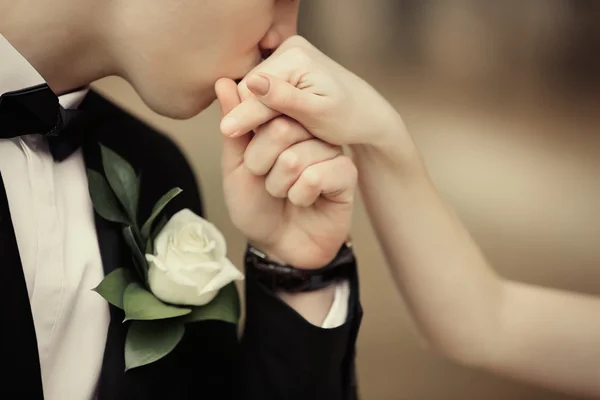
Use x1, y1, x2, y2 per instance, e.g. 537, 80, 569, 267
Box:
93, 1, 600, 399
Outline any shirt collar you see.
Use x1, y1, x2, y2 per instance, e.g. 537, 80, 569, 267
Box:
0, 34, 88, 109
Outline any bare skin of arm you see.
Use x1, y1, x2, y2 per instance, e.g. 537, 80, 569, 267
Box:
219, 35, 600, 398
352, 134, 600, 398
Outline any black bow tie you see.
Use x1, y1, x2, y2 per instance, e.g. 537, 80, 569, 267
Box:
0, 84, 86, 161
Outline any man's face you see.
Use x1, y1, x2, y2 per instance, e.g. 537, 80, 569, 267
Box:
112, 0, 300, 119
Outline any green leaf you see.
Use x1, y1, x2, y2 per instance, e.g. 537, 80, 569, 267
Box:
151, 215, 169, 240
146, 215, 168, 254
181, 283, 241, 325
100, 144, 140, 224
93, 268, 135, 309
87, 169, 129, 224
145, 238, 153, 255
123, 282, 191, 321
123, 226, 147, 281
141, 187, 182, 239
125, 320, 185, 371
136, 172, 143, 217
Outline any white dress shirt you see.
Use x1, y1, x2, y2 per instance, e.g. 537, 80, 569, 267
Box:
0, 34, 110, 400
0, 34, 349, 400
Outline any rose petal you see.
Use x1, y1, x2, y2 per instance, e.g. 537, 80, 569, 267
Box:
147, 209, 243, 306
178, 260, 223, 272
149, 264, 208, 305
165, 268, 197, 286
192, 218, 229, 261
197, 258, 244, 297
170, 243, 213, 265
145, 254, 168, 272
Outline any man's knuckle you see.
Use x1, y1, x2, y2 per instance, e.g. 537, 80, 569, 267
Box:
265, 179, 285, 198
302, 169, 321, 188
243, 154, 261, 175
279, 150, 300, 172
266, 117, 298, 145
269, 117, 293, 136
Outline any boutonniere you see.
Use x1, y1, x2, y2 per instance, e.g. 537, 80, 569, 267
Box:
87, 144, 244, 371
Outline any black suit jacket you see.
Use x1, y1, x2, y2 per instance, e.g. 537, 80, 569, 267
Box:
0, 90, 362, 399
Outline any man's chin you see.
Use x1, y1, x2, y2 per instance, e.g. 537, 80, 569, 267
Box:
173, 97, 216, 120
151, 93, 217, 120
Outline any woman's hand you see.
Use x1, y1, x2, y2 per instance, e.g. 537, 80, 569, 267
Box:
218, 36, 409, 158
220, 35, 600, 399
216, 78, 356, 269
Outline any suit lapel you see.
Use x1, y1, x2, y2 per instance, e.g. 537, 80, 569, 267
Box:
0, 88, 219, 400
78, 91, 232, 400
0, 172, 44, 399
93, 211, 132, 400
83, 136, 159, 400
82, 139, 134, 399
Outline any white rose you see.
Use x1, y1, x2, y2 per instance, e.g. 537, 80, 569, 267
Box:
145, 209, 244, 306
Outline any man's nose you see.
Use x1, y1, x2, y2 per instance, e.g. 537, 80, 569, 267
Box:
259, 26, 297, 59
259, 2, 300, 58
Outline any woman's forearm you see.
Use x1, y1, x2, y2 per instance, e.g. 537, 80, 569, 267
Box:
350, 136, 505, 363
350, 133, 600, 397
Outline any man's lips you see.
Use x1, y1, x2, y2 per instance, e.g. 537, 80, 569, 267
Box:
233, 53, 267, 85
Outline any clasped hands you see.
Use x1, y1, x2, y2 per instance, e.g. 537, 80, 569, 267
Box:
216, 36, 404, 270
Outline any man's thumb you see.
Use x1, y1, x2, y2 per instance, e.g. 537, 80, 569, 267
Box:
246, 73, 319, 123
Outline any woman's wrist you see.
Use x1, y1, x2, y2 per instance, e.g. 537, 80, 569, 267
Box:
350, 116, 425, 179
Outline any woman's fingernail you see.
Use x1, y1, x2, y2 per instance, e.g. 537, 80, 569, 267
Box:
220, 116, 239, 136
249, 75, 270, 96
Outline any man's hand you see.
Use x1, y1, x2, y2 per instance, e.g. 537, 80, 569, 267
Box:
218, 36, 407, 154
215, 78, 356, 269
